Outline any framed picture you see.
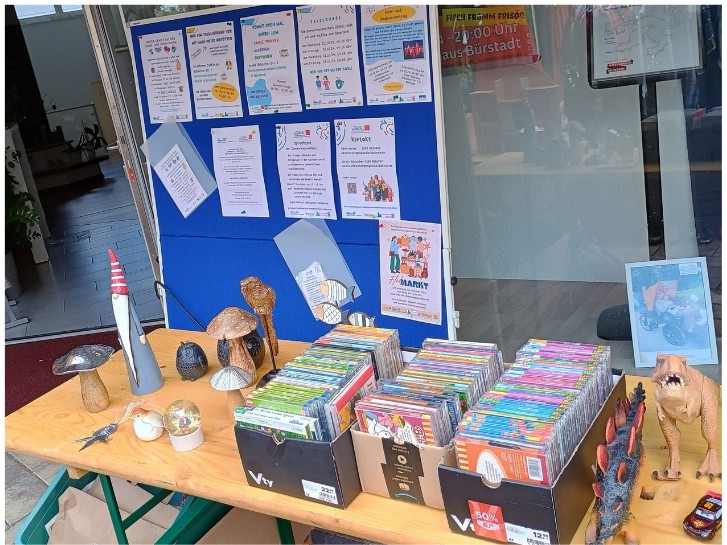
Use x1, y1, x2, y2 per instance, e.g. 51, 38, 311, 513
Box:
625, 257, 718, 367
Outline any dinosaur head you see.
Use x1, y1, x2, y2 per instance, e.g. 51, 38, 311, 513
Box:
651, 353, 689, 403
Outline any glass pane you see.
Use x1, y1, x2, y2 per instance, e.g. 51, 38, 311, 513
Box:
14, 5, 56, 19
121, 5, 216, 24
60, 5, 83, 13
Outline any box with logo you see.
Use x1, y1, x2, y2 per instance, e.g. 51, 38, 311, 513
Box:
438, 371, 625, 545
234, 425, 362, 509
351, 424, 456, 509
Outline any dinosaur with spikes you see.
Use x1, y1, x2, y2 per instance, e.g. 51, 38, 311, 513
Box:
586, 383, 654, 545
650, 353, 721, 482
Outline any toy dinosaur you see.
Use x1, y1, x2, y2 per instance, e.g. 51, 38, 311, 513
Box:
586, 383, 654, 545
651, 353, 721, 482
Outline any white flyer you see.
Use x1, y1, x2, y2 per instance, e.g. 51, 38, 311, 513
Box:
152, 144, 210, 218
139, 30, 193, 123
211, 126, 270, 217
361, 5, 432, 105
335, 117, 400, 220
185, 21, 244, 119
379, 220, 441, 325
240, 11, 302, 115
276, 122, 337, 219
296, 5, 363, 109
294, 261, 328, 315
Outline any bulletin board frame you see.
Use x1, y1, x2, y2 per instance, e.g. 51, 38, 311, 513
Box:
126, 5, 456, 347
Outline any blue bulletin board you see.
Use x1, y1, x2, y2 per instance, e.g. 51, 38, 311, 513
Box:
129, 5, 451, 347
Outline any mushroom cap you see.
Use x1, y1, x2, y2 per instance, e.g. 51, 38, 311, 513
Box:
210, 365, 254, 390
52, 344, 115, 375
206, 307, 258, 340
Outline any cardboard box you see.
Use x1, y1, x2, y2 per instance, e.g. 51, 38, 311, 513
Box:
439, 371, 626, 545
234, 425, 362, 509
351, 424, 456, 509
198, 508, 312, 544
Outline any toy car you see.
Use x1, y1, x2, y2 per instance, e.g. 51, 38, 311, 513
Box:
684, 492, 722, 540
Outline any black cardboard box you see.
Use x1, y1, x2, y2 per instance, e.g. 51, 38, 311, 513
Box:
234, 425, 362, 509
439, 371, 626, 545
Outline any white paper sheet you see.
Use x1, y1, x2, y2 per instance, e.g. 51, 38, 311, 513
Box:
379, 220, 442, 325
361, 5, 432, 105
211, 126, 270, 217
186, 21, 244, 119
139, 30, 193, 123
296, 5, 363, 109
240, 11, 303, 115
276, 122, 337, 219
152, 144, 210, 218
335, 117, 400, 220
294, 261, 329, 315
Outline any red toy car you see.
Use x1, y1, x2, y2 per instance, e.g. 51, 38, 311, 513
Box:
684, 491, 722, 540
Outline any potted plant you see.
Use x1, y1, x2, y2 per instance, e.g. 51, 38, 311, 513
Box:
6, 146, 41, 299
69, 123, 107, 159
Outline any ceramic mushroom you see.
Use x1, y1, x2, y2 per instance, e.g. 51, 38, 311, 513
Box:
206, 307, 259, 377
210, 365, 253, 419
53, 345, 115, 413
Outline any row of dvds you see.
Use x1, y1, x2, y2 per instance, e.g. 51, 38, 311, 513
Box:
355, 338, 504, 447
455, 339, 612, 485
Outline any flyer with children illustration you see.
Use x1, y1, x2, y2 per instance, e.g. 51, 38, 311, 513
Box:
335, 117, 400, 220
379, 220, 441, 325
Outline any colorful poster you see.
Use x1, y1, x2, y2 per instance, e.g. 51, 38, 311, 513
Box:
139, 30, 193, 123
335, 117, 400, 220
361, 5, 432, 105
240, 11, 302, 115
439, 7, 537, 69
379, 220, 442, 325
276, 122, 337, 219
296, 5, 363, 109
185, 21, 244, 119
152, 144, 210, 218
211, 126, 269, 217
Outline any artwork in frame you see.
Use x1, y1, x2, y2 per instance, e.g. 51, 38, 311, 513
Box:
625, 257, 718, 367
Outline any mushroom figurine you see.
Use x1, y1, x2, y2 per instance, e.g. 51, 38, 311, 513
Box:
52, 345, 115, 413
210, 366, 254, 419
206, 307, 259, 377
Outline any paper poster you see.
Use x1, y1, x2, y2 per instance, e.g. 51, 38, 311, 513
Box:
294, 261, 329, 314
139, 30, 193, 123
185, 21, 244, 119
240, 11, 302, 114
335, 118, 400, 220
379, 220, 441, 325
211, 126, 269, 217
152, 144, 210, 218
276, 122, 337, 219
296, 5, 364, 109
361, 5, 432, 105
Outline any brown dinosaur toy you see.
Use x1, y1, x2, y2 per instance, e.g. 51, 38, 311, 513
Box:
650, 353, 721, 482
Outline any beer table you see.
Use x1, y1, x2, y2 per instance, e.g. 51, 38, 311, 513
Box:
5, 329, 721, 544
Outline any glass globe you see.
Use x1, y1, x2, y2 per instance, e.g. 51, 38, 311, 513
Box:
163, 399, 201, 436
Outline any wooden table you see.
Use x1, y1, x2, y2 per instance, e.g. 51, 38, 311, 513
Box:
5, 329, 722, 544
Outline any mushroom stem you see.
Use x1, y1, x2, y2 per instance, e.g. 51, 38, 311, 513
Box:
80, 370, 110, 413
229, 338, 256, 375
226, 390, 245, 421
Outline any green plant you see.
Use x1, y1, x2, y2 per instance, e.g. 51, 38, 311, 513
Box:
5, 147, 41, 251
70, 123, 107, 154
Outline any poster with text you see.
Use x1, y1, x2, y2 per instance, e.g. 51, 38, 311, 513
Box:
240, 11, 302, 114
361, 5, 431, 105
379, 220, 442, 324
276, 122, 337, 219
296, 5, 363, 109
335, 118, 400, 220
152, 144, 210, 218
211, 126, 270, 217
186, 21, 244, 119
139, 30, 193, 123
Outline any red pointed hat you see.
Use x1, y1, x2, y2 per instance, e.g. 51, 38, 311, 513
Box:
108, 249, 129, 295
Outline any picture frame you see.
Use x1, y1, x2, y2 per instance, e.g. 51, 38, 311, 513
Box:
625, 257, 718, 367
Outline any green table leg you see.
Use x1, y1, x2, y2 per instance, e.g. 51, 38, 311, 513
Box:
276, 517, 296, 544
99, 475, 129, 545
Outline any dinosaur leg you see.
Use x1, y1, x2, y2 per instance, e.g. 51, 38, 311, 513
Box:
652, 412, 681, 480
697, 378, 722, 481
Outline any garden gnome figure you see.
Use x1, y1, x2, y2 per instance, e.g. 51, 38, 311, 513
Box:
109, 249, 163, 395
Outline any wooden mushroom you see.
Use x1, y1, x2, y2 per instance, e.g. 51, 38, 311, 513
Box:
206, 307, 258, 376
52, 345, 115, 413
210, 366, 253, 419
